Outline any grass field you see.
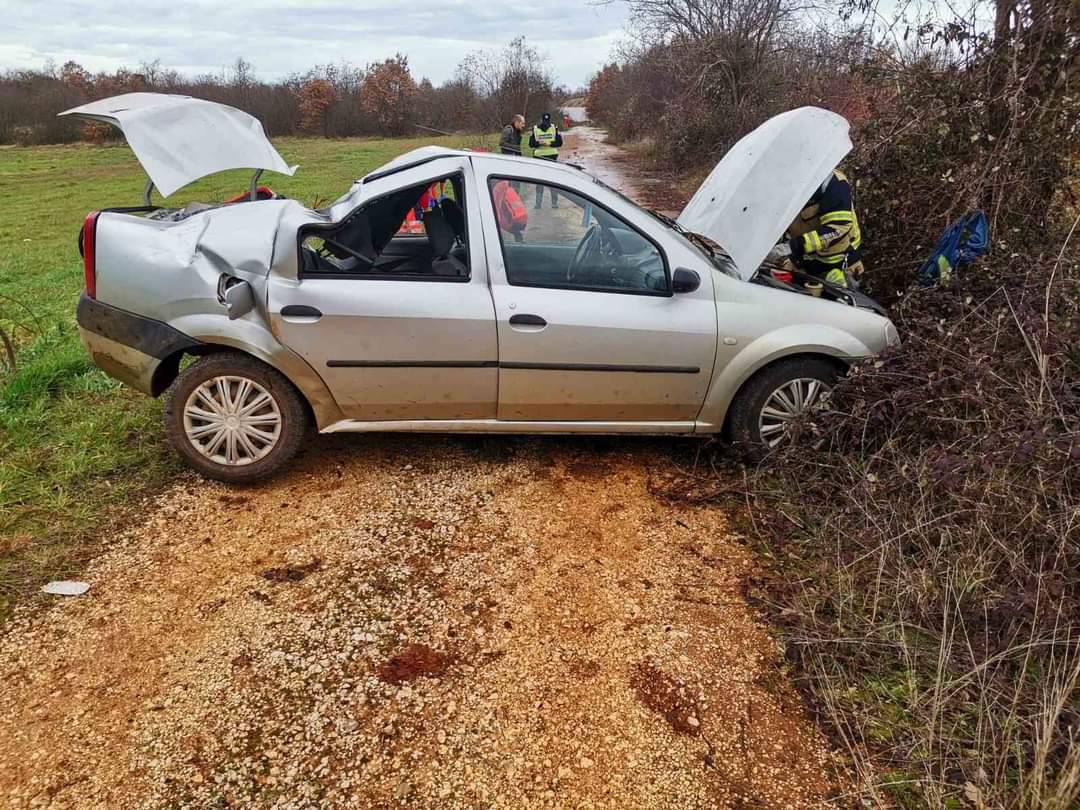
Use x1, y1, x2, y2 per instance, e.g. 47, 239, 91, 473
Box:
0, 131, 495, 620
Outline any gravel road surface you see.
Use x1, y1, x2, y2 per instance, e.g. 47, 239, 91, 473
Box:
0, 130, 836, 809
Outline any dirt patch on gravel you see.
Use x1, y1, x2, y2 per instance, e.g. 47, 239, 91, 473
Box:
378, 643, 454, 685
0, 435, 837, 808
631, 661, 703, 736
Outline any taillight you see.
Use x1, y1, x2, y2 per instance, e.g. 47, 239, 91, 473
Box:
81, 211, 101, 299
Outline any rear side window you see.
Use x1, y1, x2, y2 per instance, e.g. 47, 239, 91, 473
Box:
300, 174, 469, 281
488, 177, 668, 295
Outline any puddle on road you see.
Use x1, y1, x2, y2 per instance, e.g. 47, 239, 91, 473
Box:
559, 127, 692, 215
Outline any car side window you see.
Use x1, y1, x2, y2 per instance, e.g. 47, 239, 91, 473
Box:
488, 178, 668, 295
299, 175, 469, 281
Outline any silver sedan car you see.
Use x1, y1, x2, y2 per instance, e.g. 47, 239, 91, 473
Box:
66, 94, 899, 482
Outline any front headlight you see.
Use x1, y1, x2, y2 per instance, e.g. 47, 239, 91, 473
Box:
883, 320, 901, 348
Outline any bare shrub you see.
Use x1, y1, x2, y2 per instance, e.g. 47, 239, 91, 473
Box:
456, 36, 558, 130
597, 0, 1079, 803
746, 249, 1080, 807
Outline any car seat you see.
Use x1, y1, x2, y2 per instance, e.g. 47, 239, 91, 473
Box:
439, 198, 467, 244
424, 206, 468, 277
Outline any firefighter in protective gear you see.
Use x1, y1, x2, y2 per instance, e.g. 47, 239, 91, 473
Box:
786, 170, 864, 288
529, 112, 564, 209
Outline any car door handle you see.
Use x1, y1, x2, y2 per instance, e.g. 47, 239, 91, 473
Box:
509, 314, 546, 327
281, 305, 323, 323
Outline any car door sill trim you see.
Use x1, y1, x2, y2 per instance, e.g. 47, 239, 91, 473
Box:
321, 419, 697, 435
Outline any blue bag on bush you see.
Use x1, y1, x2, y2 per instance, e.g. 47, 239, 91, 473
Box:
918, 210, 990, 286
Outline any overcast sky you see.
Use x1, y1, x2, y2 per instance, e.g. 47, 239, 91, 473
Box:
0, 0, 629, 88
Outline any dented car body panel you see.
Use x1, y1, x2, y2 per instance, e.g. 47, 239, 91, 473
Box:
73, 96, 899, 445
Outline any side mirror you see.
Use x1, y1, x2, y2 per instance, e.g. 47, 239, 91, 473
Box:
671, 267, 701, 294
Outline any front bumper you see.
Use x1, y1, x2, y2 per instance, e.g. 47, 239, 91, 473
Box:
76, 293, 200, 395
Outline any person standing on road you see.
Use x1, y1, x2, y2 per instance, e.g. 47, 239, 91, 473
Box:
499, 114, 526, 155
529, 112, 563, 209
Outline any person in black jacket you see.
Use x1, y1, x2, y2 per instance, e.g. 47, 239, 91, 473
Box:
499, 114, 525, 155
528, 112, 564, 208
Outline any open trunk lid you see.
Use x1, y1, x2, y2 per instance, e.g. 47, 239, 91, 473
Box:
677, 107, 852, 280
59, 92, 297, 198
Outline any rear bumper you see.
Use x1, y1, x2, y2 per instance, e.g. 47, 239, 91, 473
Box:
76, 293, 200, 395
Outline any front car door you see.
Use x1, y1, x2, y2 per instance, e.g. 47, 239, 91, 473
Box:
478, 161, 718, 424
268, 158, 498, 421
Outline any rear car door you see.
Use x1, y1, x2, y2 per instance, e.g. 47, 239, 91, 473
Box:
268, 162, 498, 421
479, 169, 717, 423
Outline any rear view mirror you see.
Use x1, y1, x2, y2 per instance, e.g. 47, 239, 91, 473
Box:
672, 267, 701, 294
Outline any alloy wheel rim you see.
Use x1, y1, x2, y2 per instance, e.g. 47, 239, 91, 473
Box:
183, 376, 282, 466
758, 377, 831, 448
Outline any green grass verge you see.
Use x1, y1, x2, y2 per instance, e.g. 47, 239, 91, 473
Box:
0, 132, 496, 621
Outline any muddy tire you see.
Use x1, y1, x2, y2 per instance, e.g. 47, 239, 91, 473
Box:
163, 352, 308, 484
726, 356, 841, 453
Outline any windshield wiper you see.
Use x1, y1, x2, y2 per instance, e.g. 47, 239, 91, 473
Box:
646, 208, 684, 233
685, 230, 720, 257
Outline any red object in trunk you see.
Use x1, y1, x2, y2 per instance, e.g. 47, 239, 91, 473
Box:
225, 186, 276, 204
81, 211, 101, 299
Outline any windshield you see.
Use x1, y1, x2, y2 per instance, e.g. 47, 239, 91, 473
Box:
590, 175, 738, 277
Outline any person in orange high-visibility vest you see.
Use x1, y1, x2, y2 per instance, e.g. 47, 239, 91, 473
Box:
492, 180, 528, 241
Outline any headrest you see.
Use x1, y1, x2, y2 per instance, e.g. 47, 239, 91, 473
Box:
424, 206, 455, 256
440, 198, 466, 240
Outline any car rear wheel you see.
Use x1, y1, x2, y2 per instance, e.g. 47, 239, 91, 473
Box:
164, 352, 308, 483
726, 356, 840, 451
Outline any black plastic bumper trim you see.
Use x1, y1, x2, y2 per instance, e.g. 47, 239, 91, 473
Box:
77, 293, 201, 360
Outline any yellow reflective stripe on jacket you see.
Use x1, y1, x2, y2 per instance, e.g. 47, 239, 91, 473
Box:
803, 231, 824, 254
824, 268, 848, 287
819, 210, 854, 225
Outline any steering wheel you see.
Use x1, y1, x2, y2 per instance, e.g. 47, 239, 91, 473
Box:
567, 222, 624, 283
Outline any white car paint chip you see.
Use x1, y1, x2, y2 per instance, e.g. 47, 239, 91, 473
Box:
42, 580, 90, 596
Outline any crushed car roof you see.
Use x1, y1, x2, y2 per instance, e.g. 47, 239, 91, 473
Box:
59, 92, 298, 198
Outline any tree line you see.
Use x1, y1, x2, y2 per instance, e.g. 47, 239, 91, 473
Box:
0, 37, 572, 145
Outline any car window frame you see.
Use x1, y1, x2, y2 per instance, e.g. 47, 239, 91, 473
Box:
487, 174, 672, 298
297, 170, 470, 284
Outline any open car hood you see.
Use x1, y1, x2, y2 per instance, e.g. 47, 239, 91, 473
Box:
59, 92, 297, 198
677, 107, 852, 280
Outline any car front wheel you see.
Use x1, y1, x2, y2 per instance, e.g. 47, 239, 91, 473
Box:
163, 352, 308, 483
727, 356, 840, 450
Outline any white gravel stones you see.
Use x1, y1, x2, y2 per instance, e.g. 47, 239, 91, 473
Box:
0, 434, 838, 808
